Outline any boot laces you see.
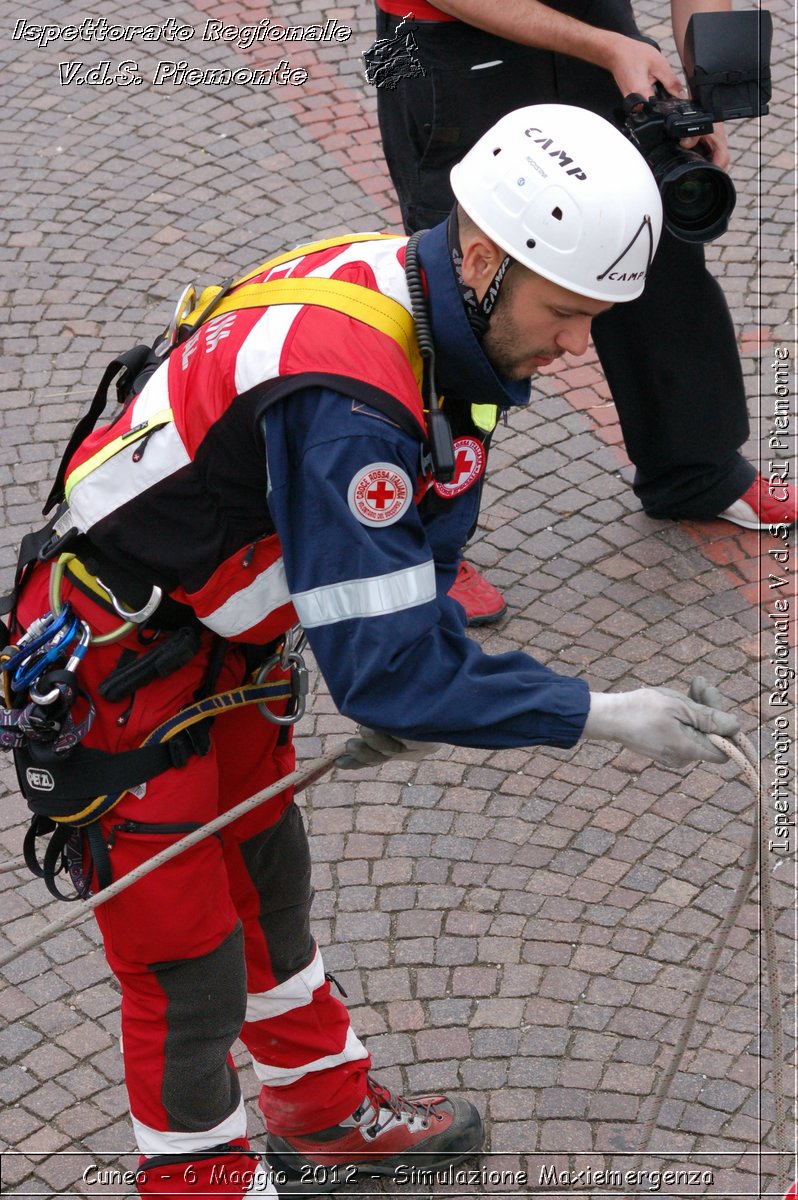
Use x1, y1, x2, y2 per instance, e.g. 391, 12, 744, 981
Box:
362, 1076, 443, 1137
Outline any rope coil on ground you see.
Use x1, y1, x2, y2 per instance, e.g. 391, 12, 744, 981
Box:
625, 730, 789, 1191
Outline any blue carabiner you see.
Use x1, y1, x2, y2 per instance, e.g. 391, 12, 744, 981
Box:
2, 605, 73, 678
12, 614, 81, 692
66, 621, 92, 670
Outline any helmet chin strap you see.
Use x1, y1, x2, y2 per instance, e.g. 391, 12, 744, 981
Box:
447, 209, 512, 339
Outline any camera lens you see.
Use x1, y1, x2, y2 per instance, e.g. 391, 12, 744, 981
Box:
663, 162, 736, 241
646, 144, 736, 243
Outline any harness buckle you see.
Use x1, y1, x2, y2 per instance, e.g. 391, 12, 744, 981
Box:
167, 722, 212, 769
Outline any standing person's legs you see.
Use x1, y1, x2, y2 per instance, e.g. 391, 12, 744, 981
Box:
589, 231, 753, 517
550, 28, 754, 517
374, 5, 755, 520
375, 14, 556, 235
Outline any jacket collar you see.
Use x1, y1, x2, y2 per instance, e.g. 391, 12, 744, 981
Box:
417, 220, 531, 410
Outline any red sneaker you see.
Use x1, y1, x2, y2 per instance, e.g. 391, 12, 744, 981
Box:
718, 473, 798, 530
448, 560, 507, 625
264, 1076, 483, 1188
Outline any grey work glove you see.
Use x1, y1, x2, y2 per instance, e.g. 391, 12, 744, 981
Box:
688, 675, 728, 713
336, 726, 442, 770
583, 682, 739, 766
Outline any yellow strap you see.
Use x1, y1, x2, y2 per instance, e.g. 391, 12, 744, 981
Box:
233, 232, 404, 288
180, 233, 404, 327
179, 233, 418, 370
200, 278, 421, 375
65, 409, 174, 500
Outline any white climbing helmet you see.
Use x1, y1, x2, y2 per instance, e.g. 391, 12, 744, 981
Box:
450, 104, 663, 302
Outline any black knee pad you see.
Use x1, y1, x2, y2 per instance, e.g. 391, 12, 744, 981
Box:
151, 922, 246, 1131
239, 802, 316, 982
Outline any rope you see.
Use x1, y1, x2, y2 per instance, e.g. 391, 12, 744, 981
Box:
0, 857, 30, 874
624, 730, 789, 1191
0, 746, 342, 971
0, 731, 790, 1184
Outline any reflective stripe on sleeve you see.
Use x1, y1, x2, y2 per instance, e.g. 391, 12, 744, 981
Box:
200, 558, 292, 639
291, 561, 436, 629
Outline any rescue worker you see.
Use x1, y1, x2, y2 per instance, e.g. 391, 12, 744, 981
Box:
10, 107, 739, 1197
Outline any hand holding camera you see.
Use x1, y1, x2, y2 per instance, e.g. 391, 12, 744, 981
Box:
620, 10, 772, 243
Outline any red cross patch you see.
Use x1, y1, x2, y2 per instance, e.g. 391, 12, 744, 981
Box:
433, 437, 486, 499
348, 462, 412, 527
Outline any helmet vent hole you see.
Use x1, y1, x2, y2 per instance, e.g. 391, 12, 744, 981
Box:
552, 207, 563, 220
492, 147, 501, 156
526, 238, 536, 249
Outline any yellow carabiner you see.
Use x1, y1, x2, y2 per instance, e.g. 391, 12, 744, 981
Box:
49, 554, 136, 647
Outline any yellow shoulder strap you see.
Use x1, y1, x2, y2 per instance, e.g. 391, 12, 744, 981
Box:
180, 234, 421, 382
203, 278, 420, 375
182, 232, 405, 329
234, 231, 404, 286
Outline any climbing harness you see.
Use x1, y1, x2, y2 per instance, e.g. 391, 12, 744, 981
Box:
19, 662, 302, 900
1, 545, 310, 900
0, 744, 343, 966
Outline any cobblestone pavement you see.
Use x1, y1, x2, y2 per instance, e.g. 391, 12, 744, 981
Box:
0, 1, 795, 1197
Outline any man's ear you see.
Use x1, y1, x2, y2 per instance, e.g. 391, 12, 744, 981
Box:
459, 232, 506, 301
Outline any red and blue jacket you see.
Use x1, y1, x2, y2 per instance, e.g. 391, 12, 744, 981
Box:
64, 221, 590, 749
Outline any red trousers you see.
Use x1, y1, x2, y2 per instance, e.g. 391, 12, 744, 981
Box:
17, 566, 370, 1193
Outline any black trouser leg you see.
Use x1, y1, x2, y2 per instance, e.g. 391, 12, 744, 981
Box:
372, 7, 754, 517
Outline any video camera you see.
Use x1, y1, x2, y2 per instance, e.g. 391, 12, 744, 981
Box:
622, 10, 772, 243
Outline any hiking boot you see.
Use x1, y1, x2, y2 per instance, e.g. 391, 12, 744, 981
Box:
717, 473, 797, 531
264, 1076, 483, 1189
448, 560, 507, 625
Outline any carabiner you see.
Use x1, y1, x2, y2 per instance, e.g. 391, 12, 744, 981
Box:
28, 621, 92, 707
255, 649, 308, 727
65, 620, 93, 672
13, 614, 81, 692
50, 554, 160, 646
1, 606, 72, 678
95, 575, 163, 627
280, 627, 307, 670
155, 283, 197, 358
